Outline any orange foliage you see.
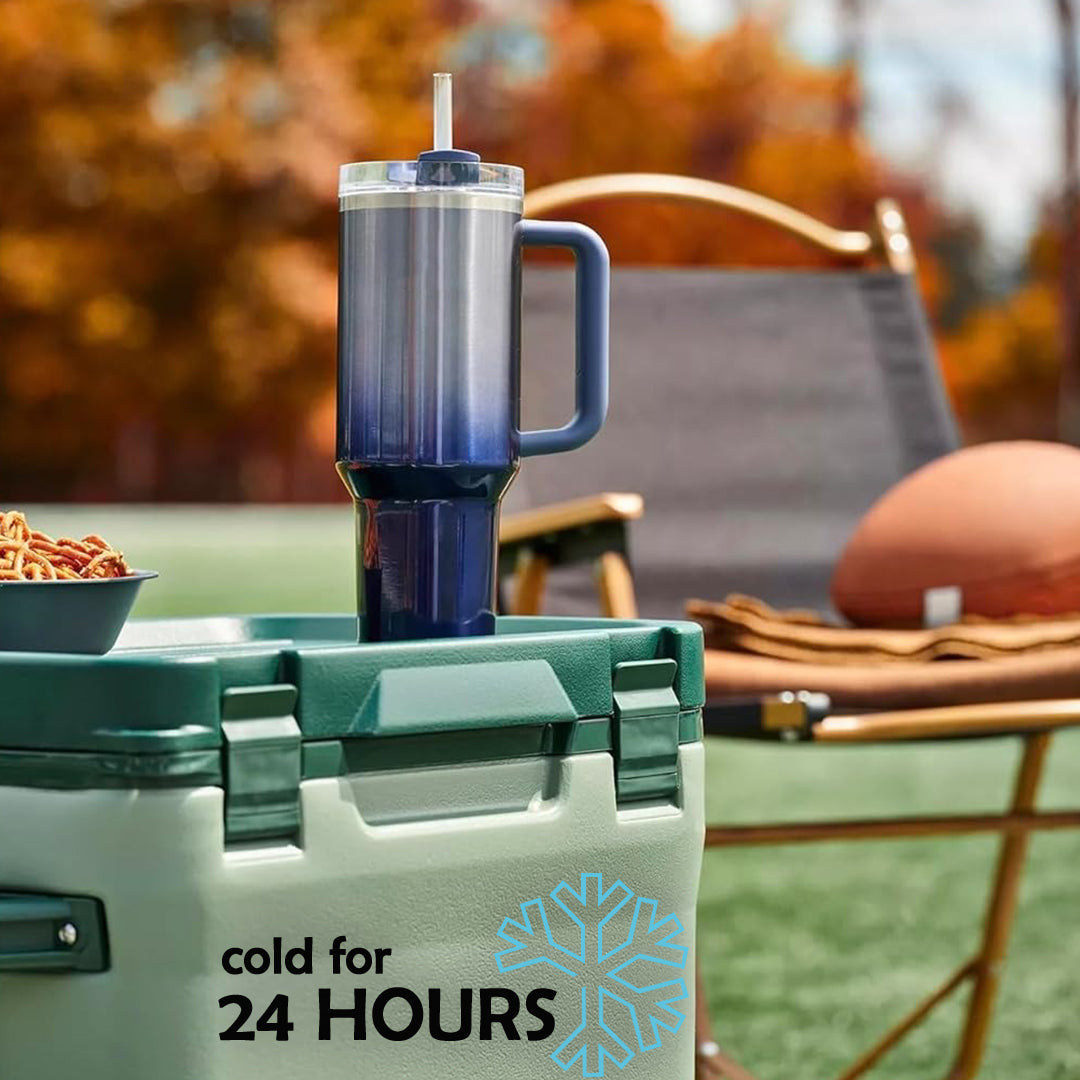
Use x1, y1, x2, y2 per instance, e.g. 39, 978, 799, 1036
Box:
942, 286, 1058, 408
0, 0, 448, 499
939, 227, 1064, 440
0, 0, 1004, 500
481, 9, 884, 268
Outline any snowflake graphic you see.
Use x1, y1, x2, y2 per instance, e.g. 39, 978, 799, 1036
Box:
495, 873, 687, 1077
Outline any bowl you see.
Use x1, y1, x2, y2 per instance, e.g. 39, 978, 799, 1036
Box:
0, 571, 158, 654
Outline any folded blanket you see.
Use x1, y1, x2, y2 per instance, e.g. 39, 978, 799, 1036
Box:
687, 593, 1080, 665
700, 645, 1080, 710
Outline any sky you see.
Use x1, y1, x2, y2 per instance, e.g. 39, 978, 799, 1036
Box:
663, 0, 1065, 257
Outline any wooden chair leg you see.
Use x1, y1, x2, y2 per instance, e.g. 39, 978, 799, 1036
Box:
945, 731, 1052, 1080
510, 552, 549, 616
595, 551, 639, 619
695, 961, 761, 1080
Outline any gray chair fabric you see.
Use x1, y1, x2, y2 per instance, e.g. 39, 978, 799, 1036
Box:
508, 267, 959, 618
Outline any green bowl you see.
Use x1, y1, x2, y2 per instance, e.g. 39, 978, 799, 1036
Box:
0, 571, 158, 654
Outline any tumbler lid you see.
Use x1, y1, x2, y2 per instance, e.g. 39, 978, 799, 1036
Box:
339, 73, 523, 209
338, 160, 522, 204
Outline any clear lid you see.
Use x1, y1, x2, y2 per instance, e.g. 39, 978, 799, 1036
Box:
339, 74, 523, 207
338, 160, 523, 200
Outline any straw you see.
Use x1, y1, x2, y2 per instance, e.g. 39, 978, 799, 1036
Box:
433, 72, 453, 151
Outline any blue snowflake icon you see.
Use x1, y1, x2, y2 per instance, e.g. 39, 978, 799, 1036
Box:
495, 873, 688, 1077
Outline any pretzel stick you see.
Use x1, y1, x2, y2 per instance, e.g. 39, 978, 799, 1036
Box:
0, 512, 131, 580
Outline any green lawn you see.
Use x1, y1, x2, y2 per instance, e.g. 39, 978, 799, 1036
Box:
24, 506, 1080, 1078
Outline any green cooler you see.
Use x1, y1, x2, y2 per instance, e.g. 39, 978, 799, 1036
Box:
0, 614, 704, 1080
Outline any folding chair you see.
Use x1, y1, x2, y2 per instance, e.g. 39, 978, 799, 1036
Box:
498, 174, 1080, 1080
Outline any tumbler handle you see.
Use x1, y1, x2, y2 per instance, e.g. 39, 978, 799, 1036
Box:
517, 219, 610, 457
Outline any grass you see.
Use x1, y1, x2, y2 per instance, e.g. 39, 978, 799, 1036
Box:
700, 739, 1080, 1079
24, 505, 1080, 1079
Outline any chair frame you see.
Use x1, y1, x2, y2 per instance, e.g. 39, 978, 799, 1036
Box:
500, 174, 1080, 1080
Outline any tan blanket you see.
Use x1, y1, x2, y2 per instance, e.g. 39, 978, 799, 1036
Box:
686, 594, 1080, 665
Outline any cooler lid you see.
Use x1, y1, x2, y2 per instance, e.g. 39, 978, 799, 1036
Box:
0, 615, 704, 757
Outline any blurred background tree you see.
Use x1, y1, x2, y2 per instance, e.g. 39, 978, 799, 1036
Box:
0, 0, 1075, 500
0, 0, 446, 499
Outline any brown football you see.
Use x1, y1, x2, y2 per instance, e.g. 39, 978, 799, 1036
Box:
831, 440, 1080, 627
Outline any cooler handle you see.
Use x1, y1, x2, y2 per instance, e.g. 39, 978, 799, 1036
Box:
0, 893, 108, 973
351, 659, 579, 735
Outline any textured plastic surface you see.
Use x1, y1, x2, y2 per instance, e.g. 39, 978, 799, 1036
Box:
0, 748, 703, 1079
351, 659, 577, 735
0, 615, 704, 755
518, 220, 611, 457
0, 613, 704, 1078
0, 571, 156, 654
612, 660, 682, 804
221, 686, 302, 842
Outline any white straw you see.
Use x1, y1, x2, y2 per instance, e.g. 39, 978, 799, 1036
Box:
433, 72, 453, 151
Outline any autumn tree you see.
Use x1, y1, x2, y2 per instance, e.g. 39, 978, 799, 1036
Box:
938, 2, 1079, 441
0, 0, 455, 500
1055, 0, 1080, 441
0, 0, 989, 499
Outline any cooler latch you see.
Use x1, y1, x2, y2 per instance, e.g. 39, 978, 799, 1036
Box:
611, 659, 681, 805
221, 685, 302, 844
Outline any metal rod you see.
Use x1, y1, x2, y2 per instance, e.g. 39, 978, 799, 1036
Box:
522, 174, 874, 259
835, 960, 978, 1080
433, 72, 453, 151
705, 807, 1080, 848
946, 732, 1052, 1080
816, 698, 1080, 742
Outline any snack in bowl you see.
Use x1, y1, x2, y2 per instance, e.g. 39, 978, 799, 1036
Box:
0, 510, 131, 581
0, 511, 153, 653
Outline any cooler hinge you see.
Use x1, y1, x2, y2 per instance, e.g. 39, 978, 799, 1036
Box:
221, 685, 302, 845
611, 659, 681, 805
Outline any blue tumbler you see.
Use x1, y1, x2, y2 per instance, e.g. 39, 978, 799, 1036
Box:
337, 75, 610, 641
